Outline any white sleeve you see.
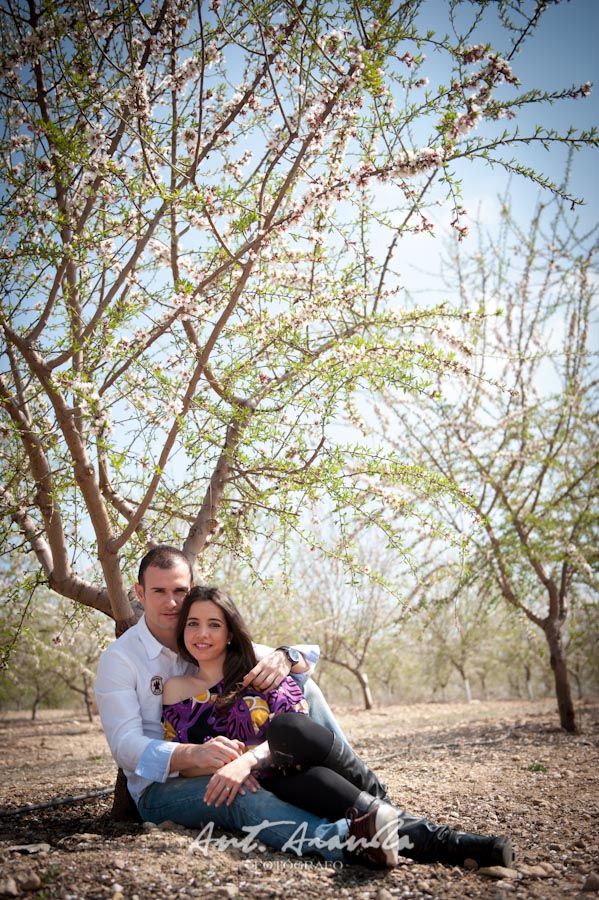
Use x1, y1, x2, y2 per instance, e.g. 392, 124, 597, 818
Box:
252, 642, 320, 681
94, 648, 175, 783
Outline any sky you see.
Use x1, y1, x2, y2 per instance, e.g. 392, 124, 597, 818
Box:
397, 0, 598, 289
2, 0, 596, 598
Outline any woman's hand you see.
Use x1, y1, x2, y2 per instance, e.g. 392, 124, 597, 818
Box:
203, 754, 260, 807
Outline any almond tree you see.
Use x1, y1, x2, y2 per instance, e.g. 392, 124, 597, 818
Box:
372, 194, 598, 731
563, 595, 599, 699
1, 0, 596, 635
294, 535, 406, 709
0, 595, 108, 719
413, 585, 495, 703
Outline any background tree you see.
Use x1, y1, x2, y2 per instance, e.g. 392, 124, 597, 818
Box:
0, 596, 109, 718
412, 581, 494, 703
492, 606, 548, 702
294, 534, 405, 709
1, 0, 596, 641
564, 596, 599, 699
372, 192, 599, 731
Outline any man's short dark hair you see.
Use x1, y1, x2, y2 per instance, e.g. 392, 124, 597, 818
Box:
137, 545, 193, 587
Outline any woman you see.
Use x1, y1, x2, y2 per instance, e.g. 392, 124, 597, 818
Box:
163, 586, 514, 870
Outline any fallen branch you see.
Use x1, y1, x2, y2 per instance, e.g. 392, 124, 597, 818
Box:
0, 787, 114, 818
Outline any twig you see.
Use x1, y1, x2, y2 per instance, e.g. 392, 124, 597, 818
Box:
0, 787, 114, 818
364, 750, 410, 763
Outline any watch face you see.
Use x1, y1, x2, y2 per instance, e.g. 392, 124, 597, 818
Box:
279, 645, 300, 665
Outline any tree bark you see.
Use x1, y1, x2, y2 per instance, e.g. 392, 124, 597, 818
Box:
462, 676, 472, 703
83, 675, 94, 723
525, 664, 534, 701
357, 671, 374, 710
321, 654, 374, 710
544, 619, 577, 733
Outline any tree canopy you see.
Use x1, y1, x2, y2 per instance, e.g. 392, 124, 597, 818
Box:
371, 190, 598, 729
1, 0, 597, 632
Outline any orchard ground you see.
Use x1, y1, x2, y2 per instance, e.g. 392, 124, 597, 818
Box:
1, 697, 598, 900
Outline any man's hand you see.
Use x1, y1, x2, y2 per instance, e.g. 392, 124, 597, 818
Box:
170, 735, 244, 776
242, 649, 293, 691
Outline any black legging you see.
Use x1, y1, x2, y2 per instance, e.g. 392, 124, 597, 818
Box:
260, 713, 362, 820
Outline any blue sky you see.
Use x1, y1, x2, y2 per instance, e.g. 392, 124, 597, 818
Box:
440, 0, 597, 226
392, 0, 598, 304
487, 0, 596, 212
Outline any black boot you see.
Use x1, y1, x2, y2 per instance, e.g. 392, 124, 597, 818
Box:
446, 831, 514, 868
321, 733, 388, 799
394, 807, 514, 869
345, 791, 400, 869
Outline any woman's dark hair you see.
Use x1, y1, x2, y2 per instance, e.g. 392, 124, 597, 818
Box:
176, 586, 258, 712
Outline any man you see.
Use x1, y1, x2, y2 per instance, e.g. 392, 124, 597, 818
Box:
94, 545, 388, 865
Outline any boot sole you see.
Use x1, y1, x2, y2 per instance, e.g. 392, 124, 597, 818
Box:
371, 805, 400, 867
496, 837, 515, 868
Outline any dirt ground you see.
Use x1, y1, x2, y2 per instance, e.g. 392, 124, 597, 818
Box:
1, 697, 598, 900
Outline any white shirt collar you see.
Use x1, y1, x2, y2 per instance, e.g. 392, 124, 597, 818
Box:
137, 614, 179, 661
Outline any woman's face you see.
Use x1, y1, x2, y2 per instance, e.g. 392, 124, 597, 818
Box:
183, 599, 232, 665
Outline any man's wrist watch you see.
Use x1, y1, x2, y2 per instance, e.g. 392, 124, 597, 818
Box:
276, 645, 301, 669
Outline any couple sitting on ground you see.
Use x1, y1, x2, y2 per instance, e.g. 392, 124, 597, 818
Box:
95, 545, 514, 870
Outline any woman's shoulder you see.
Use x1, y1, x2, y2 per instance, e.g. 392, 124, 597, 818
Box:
163, 674, 211, 706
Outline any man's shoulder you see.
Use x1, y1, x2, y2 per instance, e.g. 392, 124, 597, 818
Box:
101, 618, 145, 659
95, 618, 161, 691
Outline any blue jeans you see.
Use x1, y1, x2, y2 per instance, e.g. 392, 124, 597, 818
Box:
302, 680, 349, 746
137, 776, 348, 862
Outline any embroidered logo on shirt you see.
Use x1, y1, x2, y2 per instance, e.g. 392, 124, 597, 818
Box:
151, 675, 163, 695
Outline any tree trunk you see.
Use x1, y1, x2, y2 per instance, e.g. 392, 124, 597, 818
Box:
524, 663, 534, 701
569, 666, 583, 700
462, 676, 472, 703
83, 675, 94, 723
356, 670, 373, 710
451, 661, 472, 703
321, 656, 374, 710
544, 619, 577, 733
433, 677, 449, 702
478, 672, 487, 701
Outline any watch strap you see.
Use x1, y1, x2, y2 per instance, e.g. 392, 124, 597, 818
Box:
276, 645, 300, 666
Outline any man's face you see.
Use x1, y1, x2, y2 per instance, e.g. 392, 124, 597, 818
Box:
134, 561, 192, 647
